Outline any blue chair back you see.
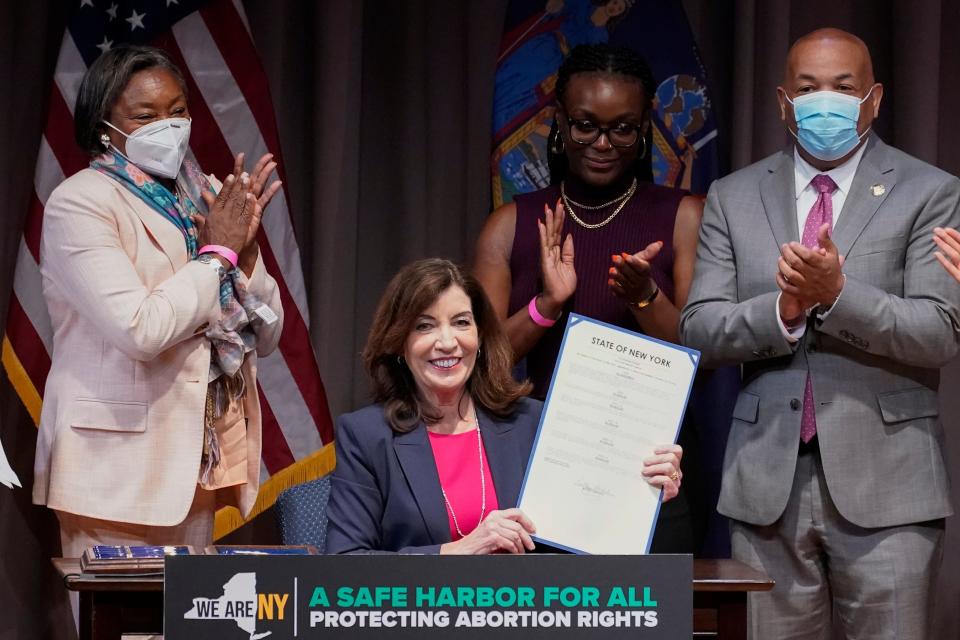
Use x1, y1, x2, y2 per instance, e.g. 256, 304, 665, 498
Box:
275, 475, 332, 552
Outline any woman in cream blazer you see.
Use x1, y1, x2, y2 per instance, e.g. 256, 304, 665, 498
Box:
33, 45, 284, 555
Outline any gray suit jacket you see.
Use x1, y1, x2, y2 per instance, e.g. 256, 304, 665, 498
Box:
680, 136, 960, 528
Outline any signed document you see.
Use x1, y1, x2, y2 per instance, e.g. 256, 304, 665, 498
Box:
518, 314, 699, 554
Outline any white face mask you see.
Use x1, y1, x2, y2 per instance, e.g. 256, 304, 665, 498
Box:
102, 117, 191, 179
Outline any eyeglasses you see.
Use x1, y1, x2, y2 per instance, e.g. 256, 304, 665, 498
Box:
566, 118, 642, 148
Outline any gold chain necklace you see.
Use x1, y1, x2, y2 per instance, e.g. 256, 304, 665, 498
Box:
561, 177, 637, 209
438, 407, 486, 538
561, 178, 637, 229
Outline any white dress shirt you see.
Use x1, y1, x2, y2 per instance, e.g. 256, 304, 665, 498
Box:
777, 141, 868, 341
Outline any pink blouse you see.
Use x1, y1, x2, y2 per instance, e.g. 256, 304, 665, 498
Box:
427, 428, 499, 540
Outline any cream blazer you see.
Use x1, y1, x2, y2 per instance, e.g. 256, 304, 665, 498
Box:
33, 168, 284, 526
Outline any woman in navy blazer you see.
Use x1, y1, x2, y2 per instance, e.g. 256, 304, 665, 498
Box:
326, 259, 682, 554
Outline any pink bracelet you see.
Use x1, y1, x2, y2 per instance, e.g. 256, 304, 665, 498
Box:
528, 296, 557, 328
198, 244, 238, 269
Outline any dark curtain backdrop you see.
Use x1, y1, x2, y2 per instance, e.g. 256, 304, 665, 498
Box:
1, 1, 959, 638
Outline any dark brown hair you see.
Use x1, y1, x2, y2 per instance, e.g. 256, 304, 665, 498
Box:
363, 258, 531, 433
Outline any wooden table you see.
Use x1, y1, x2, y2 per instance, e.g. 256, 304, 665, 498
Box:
55, 557, 773, 639
692, 559, 773, 637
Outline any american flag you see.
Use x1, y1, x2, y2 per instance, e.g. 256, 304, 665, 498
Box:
0, 0, 334, 538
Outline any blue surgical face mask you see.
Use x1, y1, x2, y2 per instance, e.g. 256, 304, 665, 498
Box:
785, 88, 874, 161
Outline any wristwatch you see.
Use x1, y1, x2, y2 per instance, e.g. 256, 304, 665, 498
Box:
196, 252, 226, 279
631, 284, 660, 310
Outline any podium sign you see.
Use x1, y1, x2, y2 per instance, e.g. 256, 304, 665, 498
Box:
164, 554, 692, 639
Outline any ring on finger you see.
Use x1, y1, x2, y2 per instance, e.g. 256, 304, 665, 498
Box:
669, 470, 680, 482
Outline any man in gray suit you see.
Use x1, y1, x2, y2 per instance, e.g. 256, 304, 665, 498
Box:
680, 28, 960, 639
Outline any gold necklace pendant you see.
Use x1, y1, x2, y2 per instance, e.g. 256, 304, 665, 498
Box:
561, 179, 637, 230
561, 177, 637, 210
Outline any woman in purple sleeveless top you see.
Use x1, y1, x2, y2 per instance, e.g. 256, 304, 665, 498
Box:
474, 44, 704, 553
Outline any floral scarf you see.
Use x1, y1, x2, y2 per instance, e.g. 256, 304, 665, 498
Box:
91, 149, 268, 480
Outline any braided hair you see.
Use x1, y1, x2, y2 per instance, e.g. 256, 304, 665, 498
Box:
548, 43, 656, 185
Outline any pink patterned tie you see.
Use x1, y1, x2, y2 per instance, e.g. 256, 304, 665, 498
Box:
799, 174, 837, 444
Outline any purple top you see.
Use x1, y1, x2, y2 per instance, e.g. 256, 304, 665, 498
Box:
508, 176, 686, 398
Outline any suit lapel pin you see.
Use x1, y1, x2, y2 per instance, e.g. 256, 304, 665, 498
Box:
870, 184, 886, 197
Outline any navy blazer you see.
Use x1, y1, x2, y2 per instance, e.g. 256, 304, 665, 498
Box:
326, 397, 543, 554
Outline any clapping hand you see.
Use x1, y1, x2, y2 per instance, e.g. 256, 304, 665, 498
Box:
194, 169, 252, 268
228, 152, 282, 274
776, 223, 845, 321
195, 152, 282, 275
230, 152, 283, 214
608, 241, 663, 304
933, 227, 960, 283
536, 200, 576, 322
